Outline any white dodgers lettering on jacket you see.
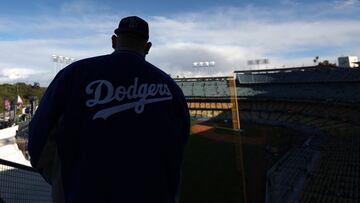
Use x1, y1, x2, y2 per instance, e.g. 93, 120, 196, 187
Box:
85, 77, 173, 120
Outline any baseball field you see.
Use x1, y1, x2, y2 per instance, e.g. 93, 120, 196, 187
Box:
180, 121, 301, 203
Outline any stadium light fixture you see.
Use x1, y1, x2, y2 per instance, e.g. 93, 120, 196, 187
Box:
51, 54, 77, 77
192, 61, 216, 67
51, 54, 77, 65
247, 58, 270, 69
192, 60, 216, 77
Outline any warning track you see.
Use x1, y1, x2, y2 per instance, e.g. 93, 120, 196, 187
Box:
191, 124, 267, 145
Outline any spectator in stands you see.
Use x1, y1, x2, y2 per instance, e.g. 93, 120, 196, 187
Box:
28, 16, 190, 203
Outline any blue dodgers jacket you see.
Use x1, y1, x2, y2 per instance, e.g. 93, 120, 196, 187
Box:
28, 51, 190, 203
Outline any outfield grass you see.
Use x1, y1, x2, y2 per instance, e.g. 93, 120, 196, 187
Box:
180, 135, 243, 203
179, 122, 302, 203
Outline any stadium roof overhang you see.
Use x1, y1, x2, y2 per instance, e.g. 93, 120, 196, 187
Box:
173, 76, 233, 82
234, 65, 337, 74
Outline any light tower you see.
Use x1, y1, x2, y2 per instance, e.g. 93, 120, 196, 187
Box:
247, 58, 270, 70
192, 61, 216, 76
51, 54, 76, 75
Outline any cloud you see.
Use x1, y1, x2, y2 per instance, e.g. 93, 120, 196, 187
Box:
280, 0, 302, 7
334, 0, 360, 8
60, 0, 112, 15
147, 6, 360, 76
0, 68, 35, 80
0, 37, 111, 85
342, 0, 360, 6
0, 62, 44, 83
0, 1, 359, 85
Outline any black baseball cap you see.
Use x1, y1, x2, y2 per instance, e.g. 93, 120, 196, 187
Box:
114, 16, 149, 40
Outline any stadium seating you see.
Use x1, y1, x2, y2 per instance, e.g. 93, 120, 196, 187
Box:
239, 100, 360, 137
266, 133, 359, 203
266, 136, 322, 203
235, 83, 360, 103
175, 79, 230, 98
237, 68, 360, 84
234, 68, 360, 103
176, 68, 360, 104
175, 67, 360, 203
299, 135, 360, 202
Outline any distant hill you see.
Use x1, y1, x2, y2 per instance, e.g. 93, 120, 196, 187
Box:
0, 83, 46, 113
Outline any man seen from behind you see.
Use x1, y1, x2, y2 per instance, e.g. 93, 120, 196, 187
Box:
28, 16, 190, 203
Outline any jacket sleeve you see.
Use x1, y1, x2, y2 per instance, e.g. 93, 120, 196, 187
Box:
28, 69, 69, 168
179, 87, 190, 147
171, 84, 190, 200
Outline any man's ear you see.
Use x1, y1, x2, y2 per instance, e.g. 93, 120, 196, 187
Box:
111, 35, 117, 49
145, 42, 152, 55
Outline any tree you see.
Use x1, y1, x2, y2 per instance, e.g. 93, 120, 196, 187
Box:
0, 83, 46, 113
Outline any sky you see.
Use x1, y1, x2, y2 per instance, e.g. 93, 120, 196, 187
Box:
0, 0, 359, 86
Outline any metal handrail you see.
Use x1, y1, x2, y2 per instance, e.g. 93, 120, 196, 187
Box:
0, 158, 36, 172
0, 158, 51, 202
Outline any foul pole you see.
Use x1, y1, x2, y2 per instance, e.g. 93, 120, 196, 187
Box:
229, 74, 247, 203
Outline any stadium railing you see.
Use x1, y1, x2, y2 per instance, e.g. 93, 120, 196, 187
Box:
0, 158, 51, 203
